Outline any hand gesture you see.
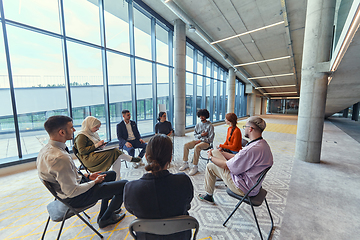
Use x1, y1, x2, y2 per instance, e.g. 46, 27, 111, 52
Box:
125, 142, 132, 148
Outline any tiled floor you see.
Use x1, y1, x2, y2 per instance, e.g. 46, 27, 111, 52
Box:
0, 115, 323, 239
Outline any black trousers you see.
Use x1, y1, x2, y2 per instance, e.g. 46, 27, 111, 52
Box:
64, 171, 128, 220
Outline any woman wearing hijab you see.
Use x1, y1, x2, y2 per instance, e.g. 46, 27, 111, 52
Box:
74, 116, 141, 180
217, 113, 242, 154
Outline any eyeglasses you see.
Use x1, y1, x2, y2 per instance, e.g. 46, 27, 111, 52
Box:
243, 125, 253, 129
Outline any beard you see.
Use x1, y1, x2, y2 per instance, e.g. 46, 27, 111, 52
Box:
244, 133, 249, 138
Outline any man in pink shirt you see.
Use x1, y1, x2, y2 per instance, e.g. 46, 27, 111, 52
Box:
198, 116, 273, 204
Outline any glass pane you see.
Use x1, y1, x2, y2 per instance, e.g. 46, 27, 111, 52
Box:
206, 60, 211, 77
67, 42, 106, 138
186, 72, 193, 126
156, 24, 169, 65
63, 0, 101, 45
3, 0, 60, 33
206, 77, 210, 110
107, 52, 131, 140
134, 8, 151, 60
197, 53, 203, 75
196, 76, 202, 112
135, 59, 153, 134
157, 64, 169, 118
186, 45, 193, 72
0, 25, 18, 161
6, 26, 67, 156
104, 0, 130, 54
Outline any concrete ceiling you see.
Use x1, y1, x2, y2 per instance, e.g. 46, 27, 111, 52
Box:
141, 0, 360, 116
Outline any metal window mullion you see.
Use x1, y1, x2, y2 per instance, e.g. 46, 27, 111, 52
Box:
202, 55, 206, 109
128, 0, 137, 121
99, 0, 111, 140
168, 31, 174, 126
209, 61, 214, 122
151, 18, 157, 131
0, 0, 22, 158
192, 49, 197, 125
58, 0, 73, 131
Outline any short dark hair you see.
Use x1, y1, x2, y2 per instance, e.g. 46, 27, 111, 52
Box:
145, 134, 172, 176
197, 109, 210, 119
44, 115, 73, 136
122, 109, 130, 115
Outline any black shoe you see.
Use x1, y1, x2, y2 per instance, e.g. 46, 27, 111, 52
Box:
114, 208, 122, 214
98, 213, 125, 228
131, 157, 142, 162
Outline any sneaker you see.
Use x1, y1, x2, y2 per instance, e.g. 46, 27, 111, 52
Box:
131, 157, 142, 162
198, 194, 215, 205
132, 162, 138, 169
179, 162, 189, 171
188, 165, 198, 176
98, 213, 125, 228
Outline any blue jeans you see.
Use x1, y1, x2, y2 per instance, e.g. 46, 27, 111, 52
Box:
123, 139, 147, 158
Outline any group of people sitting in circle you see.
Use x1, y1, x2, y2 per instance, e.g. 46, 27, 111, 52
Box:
36, 109, 273, 239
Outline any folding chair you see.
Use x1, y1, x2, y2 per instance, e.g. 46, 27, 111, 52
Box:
129, 215, 199, 240
72, 146, 90, 174
199, 143, 214, 164
223, 166, 274, 240
40, 179, 103, 240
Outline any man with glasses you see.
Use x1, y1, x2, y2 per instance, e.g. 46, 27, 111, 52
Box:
198, 116, 273, 204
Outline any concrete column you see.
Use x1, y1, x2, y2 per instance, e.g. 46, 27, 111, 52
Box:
295, 0, 336, 163
352, 102, 359, 121
261, 98, 267, 115
174, 19, 186, 136
227, 68, 236, 113
249, 93, 256, 116
342, 107, 349, 118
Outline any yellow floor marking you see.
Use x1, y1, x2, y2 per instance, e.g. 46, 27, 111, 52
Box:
237, 121, 297, 134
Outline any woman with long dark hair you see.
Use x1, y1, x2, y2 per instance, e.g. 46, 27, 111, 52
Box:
124, 134, 194, 240
154, 112, 173, 136
217, 113, 242, 154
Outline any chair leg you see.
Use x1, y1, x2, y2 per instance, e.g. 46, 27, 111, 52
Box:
74, 212, 103, 238
57, 209, 71, 240
41, 216, 51, 240
264, 198, 274, 240
223, 197, 246, 226
249, 201, 264, 240
83, 210, 91, 219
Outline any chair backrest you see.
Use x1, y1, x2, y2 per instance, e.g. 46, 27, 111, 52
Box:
41, 179, 96, 221
244, 166, 271, 198
72, 145, 89, 174
129, 215, 199, 240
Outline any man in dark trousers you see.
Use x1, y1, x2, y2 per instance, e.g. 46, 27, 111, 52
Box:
37, 115, 127, 228
116, 109, 147, 168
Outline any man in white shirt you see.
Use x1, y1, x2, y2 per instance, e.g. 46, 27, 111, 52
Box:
37, 115, 127, 228
116, 110, 147, 168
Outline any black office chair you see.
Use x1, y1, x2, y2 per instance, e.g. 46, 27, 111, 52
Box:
129, 215, 199, 240
72, 146, 90, 174
40, 179, 103, 240
223, 166, 274, 240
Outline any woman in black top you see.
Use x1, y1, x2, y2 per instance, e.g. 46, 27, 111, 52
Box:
154, 112, 173, 136
124, 134, 194, 240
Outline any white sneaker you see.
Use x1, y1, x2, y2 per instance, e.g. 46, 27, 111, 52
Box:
188, 165, 198, 176
132, 162, 138, 169
179, 162, 189, 171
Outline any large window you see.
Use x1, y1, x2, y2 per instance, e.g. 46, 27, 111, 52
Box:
0, 0, 245, 165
